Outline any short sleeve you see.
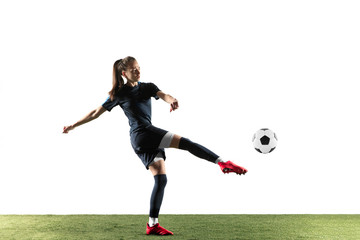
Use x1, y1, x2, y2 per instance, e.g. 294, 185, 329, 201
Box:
147, 82, 160, 100
102, 96, 118, 111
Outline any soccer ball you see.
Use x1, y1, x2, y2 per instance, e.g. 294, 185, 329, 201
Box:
252, 128, 277, 154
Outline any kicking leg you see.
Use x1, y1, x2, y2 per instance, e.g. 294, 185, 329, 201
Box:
169, 134, 247, 175
169, 134, 219, 162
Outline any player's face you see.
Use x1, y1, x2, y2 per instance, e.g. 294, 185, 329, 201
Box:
123, 60, 141, 83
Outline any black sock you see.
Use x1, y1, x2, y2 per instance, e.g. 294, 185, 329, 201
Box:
149, 174, 167, 218
178, 137, 219, 163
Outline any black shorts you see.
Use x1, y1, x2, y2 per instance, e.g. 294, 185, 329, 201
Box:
130, 125, 168, 169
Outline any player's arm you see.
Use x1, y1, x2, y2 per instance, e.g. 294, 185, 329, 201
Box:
157, 91, 179, 112
63, 106, 107, 133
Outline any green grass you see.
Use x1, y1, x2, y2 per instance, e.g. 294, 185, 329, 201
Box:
0, 215, 359, 240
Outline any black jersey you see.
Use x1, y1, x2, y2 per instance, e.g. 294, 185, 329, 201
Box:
102, 82, 160, 134
102, 82, 168, 169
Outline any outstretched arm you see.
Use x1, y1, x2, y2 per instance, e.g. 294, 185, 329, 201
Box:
157, 91, 179, 112
63, 106, 107, 133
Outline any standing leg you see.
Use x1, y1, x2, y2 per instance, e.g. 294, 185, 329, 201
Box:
147, 160, 173, 235
149, 160, 167, 224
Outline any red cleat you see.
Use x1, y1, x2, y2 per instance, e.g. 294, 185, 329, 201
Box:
146, 223, 174, 235
218, 161, 248, 175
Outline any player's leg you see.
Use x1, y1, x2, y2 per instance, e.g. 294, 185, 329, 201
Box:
147, 160, 173, 235
170, 134, 220, 162
149, 158, 166, 176
148, 160, 166, 227
168, 134, 248, 175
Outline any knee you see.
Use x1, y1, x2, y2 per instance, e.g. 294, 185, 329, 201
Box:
178, 137, 191, 150
154, 174, 167, 188
169, 134, 182, 148
149, 159, 166, 175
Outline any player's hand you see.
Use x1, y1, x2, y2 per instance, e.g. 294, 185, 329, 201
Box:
63, 125, 75, 134
170, 99, 179, 112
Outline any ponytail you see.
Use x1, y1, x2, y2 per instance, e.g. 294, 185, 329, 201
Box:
109, 56, 136, 100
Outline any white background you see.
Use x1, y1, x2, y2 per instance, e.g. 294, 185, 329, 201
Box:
1, 0, 359, 214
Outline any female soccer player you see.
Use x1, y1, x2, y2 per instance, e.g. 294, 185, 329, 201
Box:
63, 56, 247, 235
